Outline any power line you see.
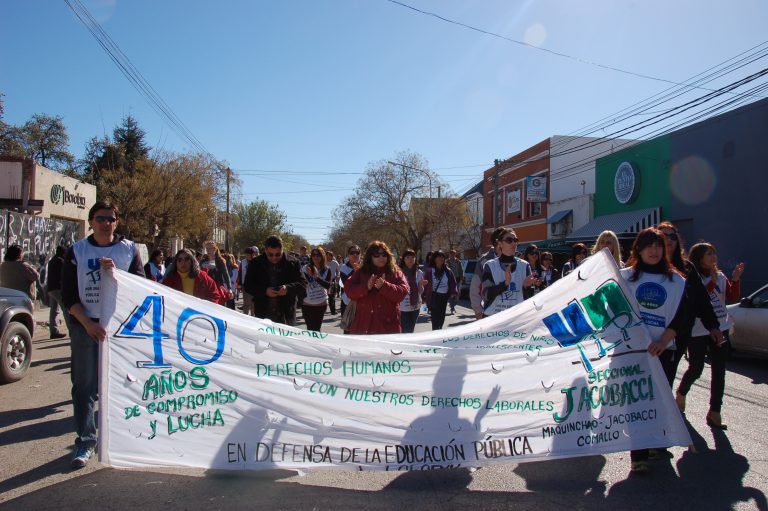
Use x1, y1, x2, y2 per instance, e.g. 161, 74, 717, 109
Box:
548, 40, 768, 154
546, 69, 768, 183
387, 0, 768, 96
64, 0, 213, 158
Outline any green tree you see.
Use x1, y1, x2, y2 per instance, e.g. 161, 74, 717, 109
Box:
78, 115, 153, 187
77, 136, 108, 184
0, 112, 75, 170
231, 200, 289, 252
99, 150, 223, 247
112, 114, 150, 173
283, 232, 310, 253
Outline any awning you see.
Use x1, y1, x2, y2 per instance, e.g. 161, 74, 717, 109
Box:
518, 238, 574, 255
547, 209, 572, 224
569, 207, 661, 240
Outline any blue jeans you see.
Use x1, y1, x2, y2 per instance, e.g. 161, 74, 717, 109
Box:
400, 309, 420, 333
70, 320, 99, 448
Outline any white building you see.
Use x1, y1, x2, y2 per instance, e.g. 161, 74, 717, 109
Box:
547, 136, 638, 240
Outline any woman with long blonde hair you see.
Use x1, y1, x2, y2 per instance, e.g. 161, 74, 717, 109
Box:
592, 230, 624, 267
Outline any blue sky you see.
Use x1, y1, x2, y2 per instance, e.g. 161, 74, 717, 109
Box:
2, 0, 767, 243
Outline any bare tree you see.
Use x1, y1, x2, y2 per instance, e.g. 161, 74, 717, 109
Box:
331, 151, 470, 256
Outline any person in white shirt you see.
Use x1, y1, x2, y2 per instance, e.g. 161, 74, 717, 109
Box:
398, 249, 428, 333
326, 250, 340, 314
675, 242, 744, 430
301, 246, 333, 331
338, 245, 361, 324
61, 201, 145, 469
470, 228, 506, 319
620, 227, 689, 474
481, 229, 536, 316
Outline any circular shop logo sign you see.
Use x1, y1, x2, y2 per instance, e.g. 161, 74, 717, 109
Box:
635, 282, 667, 309
50, 184, 64, 205
614, 161, 639, 204
531, 177, 541, 187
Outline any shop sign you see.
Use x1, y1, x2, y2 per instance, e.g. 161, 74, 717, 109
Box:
614, 162, 639, 204
526, 176, 547, 202
50, 184, 87, 209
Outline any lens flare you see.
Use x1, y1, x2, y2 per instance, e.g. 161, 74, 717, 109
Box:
669, 156, 717, 205
524, 23, 547, 47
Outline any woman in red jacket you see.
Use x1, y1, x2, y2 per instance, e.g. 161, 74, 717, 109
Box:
344, 241, 409, 335
162, 249, 222, 304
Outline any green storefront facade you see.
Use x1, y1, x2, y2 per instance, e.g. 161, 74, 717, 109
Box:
588, 97, 768, 295
594, 135, 671, 217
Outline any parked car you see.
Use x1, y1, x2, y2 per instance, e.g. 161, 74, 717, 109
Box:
727, 283, 768, 358
459, 259, 478, 299
0, 287, 35, 383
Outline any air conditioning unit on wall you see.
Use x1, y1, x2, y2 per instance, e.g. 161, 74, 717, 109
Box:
551, 222, 567, 236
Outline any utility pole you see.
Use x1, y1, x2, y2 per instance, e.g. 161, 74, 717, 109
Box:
492, 159, 500, 228
225, 167, 231, 252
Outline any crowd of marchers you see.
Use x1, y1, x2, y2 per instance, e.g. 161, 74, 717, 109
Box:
0, 200, 746, 476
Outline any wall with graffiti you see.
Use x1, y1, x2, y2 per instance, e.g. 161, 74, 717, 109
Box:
0, 210, 81, 262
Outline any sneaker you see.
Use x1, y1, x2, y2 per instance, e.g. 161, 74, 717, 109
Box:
51, 332, 67, 339
71, 446, 95, 469
630, 460, 650, 473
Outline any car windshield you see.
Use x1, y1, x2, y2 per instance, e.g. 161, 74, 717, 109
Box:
752, 287, 768, 308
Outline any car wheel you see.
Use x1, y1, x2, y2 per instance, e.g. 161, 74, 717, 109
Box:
1, 322, 32, 383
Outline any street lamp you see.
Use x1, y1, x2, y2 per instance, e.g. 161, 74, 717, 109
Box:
387, 160, 437, 198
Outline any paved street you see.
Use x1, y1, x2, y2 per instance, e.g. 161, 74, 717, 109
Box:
1, 299, 767, 510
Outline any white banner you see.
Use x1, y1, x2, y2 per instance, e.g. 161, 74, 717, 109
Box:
99, 251, 691, 471
506, 189, 521, 213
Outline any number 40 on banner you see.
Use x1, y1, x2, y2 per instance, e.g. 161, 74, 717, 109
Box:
114, 295, 227, 368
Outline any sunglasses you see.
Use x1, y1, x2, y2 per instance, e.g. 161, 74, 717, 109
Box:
501, 237, 519, 244
311, 252, 322, 257
348, 251, 360, 255
372, 252, 387, 258
176, 256, 192, 262
266, 252, 282, 258
530, 251, 539, 256
94, 215, 117, 224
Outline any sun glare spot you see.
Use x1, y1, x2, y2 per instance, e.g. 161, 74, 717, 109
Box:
669, 155, 717, 205
524, 23, 547, 47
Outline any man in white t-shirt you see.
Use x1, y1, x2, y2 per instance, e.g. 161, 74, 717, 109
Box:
61, 201, 145, 469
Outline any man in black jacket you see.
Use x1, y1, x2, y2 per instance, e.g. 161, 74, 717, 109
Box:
243, 235, 306, 325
